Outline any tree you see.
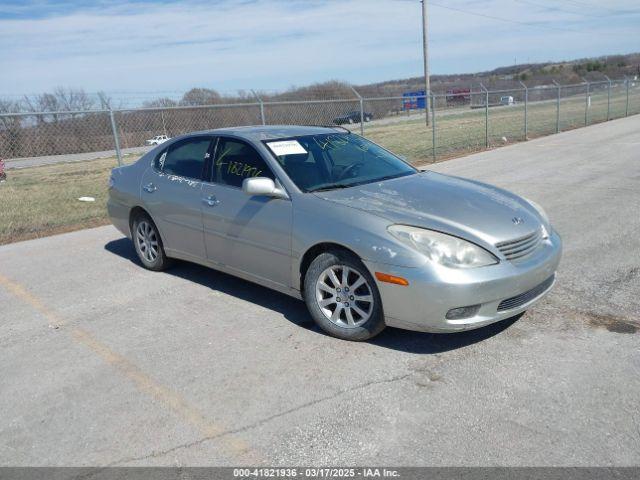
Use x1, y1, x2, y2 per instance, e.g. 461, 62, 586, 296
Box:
180, 88, 221, 106
142, 97, 178, 108
52, 87, 95, 112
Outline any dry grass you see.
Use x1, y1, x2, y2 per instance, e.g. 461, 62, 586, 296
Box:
0, 157, 117, 244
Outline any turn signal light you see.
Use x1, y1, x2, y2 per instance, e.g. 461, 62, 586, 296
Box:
375, 272, 409, 286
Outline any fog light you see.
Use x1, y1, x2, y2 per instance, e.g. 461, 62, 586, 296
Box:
445, 305, 481, 320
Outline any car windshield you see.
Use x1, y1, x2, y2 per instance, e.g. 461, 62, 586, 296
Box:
264, 133, 417, 192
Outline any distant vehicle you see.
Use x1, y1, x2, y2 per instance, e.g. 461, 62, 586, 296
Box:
446, 88, 471, 106
500, 96, 515, 106
146, 135, 170, 146
333, 111, 373, 125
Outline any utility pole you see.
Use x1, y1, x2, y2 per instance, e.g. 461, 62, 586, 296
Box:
421, 0, 430, 126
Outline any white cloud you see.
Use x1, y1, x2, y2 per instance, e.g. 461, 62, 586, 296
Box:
0, 0, 638, 97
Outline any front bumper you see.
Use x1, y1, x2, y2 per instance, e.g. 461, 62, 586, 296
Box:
364, 230, 562, 333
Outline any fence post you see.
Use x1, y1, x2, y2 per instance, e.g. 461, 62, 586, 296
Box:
519, 80, 528, 140
431, 93, 436, 161
160, 110, 167, 136
350, 86, 365, 136
604, 75, 611, 121
480, 83, 489, 148
109, 109, 122, 166
251, 90, 266, 125
584, 79, 590, 126
552, 80, 560, 134
625, 76, 630, 117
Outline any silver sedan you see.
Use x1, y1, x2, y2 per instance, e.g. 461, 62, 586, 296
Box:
107, 125, 562, 341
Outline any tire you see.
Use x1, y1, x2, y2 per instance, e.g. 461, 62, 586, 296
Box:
304, 250, 386, 341
131, 212, 171, 271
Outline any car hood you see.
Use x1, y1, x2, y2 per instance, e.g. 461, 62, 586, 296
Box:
314, 172, 542, 246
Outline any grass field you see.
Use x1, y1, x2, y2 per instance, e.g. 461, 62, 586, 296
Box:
1, 87, 639, 245
0, 158, 115, 244
366, 85, 640, 163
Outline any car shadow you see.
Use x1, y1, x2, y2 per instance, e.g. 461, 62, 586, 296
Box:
105, 237, 523, 355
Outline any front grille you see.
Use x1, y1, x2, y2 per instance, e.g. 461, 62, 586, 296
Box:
497, 275, 555, 312
495, 228, 543, 261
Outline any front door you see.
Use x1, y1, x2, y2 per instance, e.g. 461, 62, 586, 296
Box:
140, 136, 213, 261
201, 136, 293, 288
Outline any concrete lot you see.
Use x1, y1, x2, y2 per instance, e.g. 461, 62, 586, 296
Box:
1, 116, 639, 466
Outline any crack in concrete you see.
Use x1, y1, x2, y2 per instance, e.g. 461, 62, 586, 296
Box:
109, 372, 413, 466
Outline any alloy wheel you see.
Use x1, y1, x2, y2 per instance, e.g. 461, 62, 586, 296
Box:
136, 220, 159, 263
315, 265, 374, 328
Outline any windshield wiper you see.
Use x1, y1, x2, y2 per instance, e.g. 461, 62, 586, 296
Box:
307, 182, 353, 192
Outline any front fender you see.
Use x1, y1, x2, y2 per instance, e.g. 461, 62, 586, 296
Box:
290, 195, 425, 291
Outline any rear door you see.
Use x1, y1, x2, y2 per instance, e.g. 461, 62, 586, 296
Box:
201, 136, 293, 288
140, 136, 214, 261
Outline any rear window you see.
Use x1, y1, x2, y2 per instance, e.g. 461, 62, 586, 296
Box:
157, 138, 211, 180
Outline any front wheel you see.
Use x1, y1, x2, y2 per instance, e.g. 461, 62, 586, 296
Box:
304, 251, 385, 341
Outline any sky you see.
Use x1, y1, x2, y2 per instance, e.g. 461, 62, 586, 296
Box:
1, 0, 639, 101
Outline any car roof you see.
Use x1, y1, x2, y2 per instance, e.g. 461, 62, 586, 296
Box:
189, 125, 348, 142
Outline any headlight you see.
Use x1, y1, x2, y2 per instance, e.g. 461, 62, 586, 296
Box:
388, 225, 498, 269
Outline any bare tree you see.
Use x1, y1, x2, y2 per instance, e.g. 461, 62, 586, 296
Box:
53, 87, 94, 111
142, 97, 178, 108
180, 88, 221, 106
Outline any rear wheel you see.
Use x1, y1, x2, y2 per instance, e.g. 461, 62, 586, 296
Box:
131, 213, 171, 271
304, 251, 385, 341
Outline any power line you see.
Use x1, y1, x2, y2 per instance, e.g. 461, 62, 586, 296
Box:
512, 0, 600, 18
427, 1, 584, 32
409, 0, 632, 36
516, 0, 640, 17
557, 0, 628, 14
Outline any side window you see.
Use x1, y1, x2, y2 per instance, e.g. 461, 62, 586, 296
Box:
161, 138, 211, 180
213, 138, 274, 188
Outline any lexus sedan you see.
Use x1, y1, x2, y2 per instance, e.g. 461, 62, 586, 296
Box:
108, 125, 561, 341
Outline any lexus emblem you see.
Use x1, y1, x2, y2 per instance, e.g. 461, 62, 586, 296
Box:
512, 217, 525, 225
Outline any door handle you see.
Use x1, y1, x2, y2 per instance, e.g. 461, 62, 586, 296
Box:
143, 183, 157, 193
204, 195, 220, 207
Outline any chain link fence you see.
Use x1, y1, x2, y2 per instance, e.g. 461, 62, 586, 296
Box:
1, 78, 639, 168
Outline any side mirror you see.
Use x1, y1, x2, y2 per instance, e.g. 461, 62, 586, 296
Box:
242, 177, 287, 199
